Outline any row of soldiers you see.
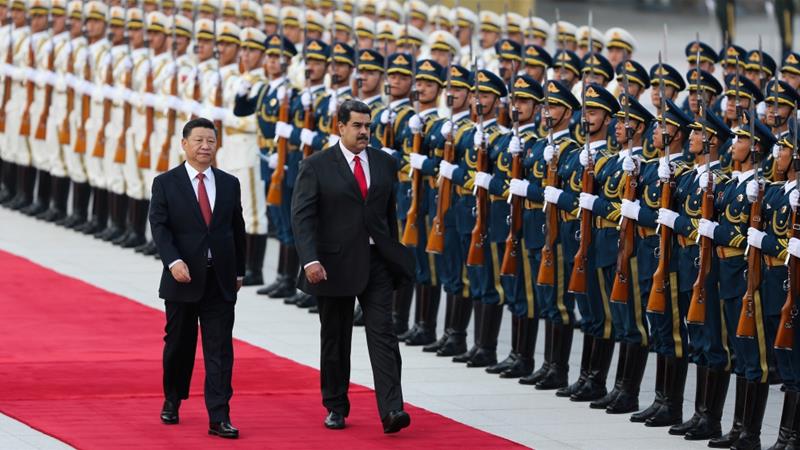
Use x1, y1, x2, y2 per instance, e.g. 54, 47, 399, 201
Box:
0, 1, 799, 449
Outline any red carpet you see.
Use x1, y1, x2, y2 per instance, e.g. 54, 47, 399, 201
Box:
0, 250, 524, 449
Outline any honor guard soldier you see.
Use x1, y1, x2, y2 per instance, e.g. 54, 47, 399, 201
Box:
686, 40, 719, 74
239, 0, 262, 29
477, 10, 500, 72
355, 48, 384, 110
606, 60, 649, 151
360, 0, 379, 22
484, 74, 544, 379
427, 29, 460, 72
0, 0, 15, 204
643, 63, 685, 160
377, 0, 402, 24
196, 0, 218, 22
720, 75, 763, 175
653, 108, 732, 437
438, 68, 507, 368
551, 49, 582, 89
328, 10, 352, 48
279, 7, 303, 88
404, 0, 428, 32
354, 16, 376, 51
523, 16, 549, 47
685, 69, 724, 125
375, 19, 397, 55
570, 52, 613, 145
261, 3, 278, 35
524, 80, 580, 390
780, 52, 800, 90
220, 0, 239, 24
304, 10, 325, 42
396, 24, 425, 58
576, 25, 604, 59
522, 44, 551, 84
714, 44, 748, 115
451, 6, 477, 68
763, 81, 799, 183
551, 20, 577, 52
495, 38, 521, 127
603, 27, 636, 95
503, 12, 524, 46
743, 48, 775, 94
429, 4, 450, 32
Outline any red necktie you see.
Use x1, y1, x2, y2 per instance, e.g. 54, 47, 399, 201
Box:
353, 155, 368, 199
196, 173, 212, 225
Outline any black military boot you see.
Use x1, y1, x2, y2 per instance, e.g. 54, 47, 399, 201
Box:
520, 320, 552, 385
0, 161, 17, 203
98, 193, 127, 241
571, 337, 614, 402
257, 244, 286, 296
407, 286, 440, 346
424, 293, 454, 353
275, 245, 298, 297
467, 303, 503, 368
75, 188, 106, 234
438, 295, 472, 357
766, 389, 797, 450
486, 315, 519, 374
38, 176, 70, 222
391, 281, 414, 337
645, 355, 687, 427
607, 343, 649, 414
501, 317, 537, 379
112, 196, 134, 246
243, 234, 268, 287
631, 353, 666, 422
22, 169, 50, 216
400, 285, 424, 342
295, 293, 317, 308
453, 299, 482, 363
59, 181, 90, 228
685, 368, 730, 440
556, 332, 591, 396
119, 199, 147, 248
670, 364, 708, 435
591, 342, 628, 409
708, 375, 746, 447
731, 381, 769, 450
537, 323, 573, 390
9, 165, 35, 210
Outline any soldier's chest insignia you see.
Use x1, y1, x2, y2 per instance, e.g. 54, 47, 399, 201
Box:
717, 192, 725, 202
270, 98, 278, 107
696, 187, 702, 195
736, 194, 744, 202
781, 205, 788, 214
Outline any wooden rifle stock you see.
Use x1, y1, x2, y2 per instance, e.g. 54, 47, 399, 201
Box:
34, 44, 55, 141
91, 57, 114, 158
500, 150, 523, 275
137, 66, 154, 169
156, 69, 178, 172
467, 138, 489, 266
74, 53, 91, 154
267, 87, 290, 206
19, 40, 35, 137
687, 178, 715, 324
113, 63, 132, 164
568, 158, 594, 294
401, 129, 424, 246
647, 170, 674, 314
538, 153, 560, 285
775, 211, 799, 349
426, 134, 454, 254
0, 30, 12, 133
59, 49, 75, 145
736, 185, 763, 338
497, 101, 509, 128
610, 168, 638, 303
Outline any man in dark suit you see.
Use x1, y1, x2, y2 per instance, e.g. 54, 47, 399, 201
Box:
292, 100, 415, 433
149, 118, 246, 439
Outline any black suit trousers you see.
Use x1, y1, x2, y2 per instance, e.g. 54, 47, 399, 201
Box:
163, 267, 235, 423
317, 248, 404, 419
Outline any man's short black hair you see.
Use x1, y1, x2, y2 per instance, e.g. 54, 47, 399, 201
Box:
182, 117, 218, 139
337, 99, 371, 125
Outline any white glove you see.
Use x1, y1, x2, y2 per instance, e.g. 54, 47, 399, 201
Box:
301, 90, 312, 108
579, 149, 594, 167
657, 208, 679, 229
620, 199, 641, 220
300, 129, 317, 147
474, 171, 493, 190
658, 157, 671, 180
473, 129, 485, 148
746, 180, 761, 202
276, 84, 288, 102
622, 155, 636, 172
544, 186, 563, 204
328, 134, 339, 148
268, 152, 279, 169
772, 143, 781, 159
509, 178, 530, 197
236, 78, 252, 97
790, 190, 799, 212
698, 172, 713, 189
153, 94, 169, 114
747, 227, 766, 250
410, 153, 428, 170
543, 144, 556, 163
274, 121, 293, 139
732, 170, 742, 179
328, 93, 338, 114
439, 160, 457, 180
509, 135, 522, 154
440, 120, 453, 139
409, 114, 423, 134
579, 192, 597, 210
381, 146, 396, 157
380, 109, 395, 125
697, 218, 718, 239
788, 237, 800, 259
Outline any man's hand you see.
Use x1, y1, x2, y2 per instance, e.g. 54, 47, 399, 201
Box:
236, 279, 243, 291
170, 261, 191, 283
305, 262, 327, 284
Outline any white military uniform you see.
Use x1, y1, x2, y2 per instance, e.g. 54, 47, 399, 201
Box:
40, 29, 71, 179
99, 41, 129, 196
81, 36, 111, 189
3, 24, 30, 167
0, 20, 12, 159
139, 48, 170, 199
63, 34, 88, 184
122, 45, 150, 200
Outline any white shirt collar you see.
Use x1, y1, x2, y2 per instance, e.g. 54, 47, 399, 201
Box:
695, 160, 720, 177
519, 122, 538, 132
363, 94, 382, 105
618, 149, 630, 159
552, 128, 570, 140
420, 107, 438, 118
785, 179, 797, 193
390, 98, 410, 109
483, 118, 497, 128
452, 110, 470, 122
269, 76, 286, 90
335, 85, 351, 96
308, 83, 325, 93
737, 168, 755, 185
339, 142, 366, 164
185, 162, 214, 182
588, 139, 605, 151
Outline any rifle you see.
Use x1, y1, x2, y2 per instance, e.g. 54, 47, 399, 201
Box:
647, 50, 677, 314
211, 13, 223, 149
34, 23, 55, 141
732, 52, 742, 173
156, 10, 179, 172
466, 55, 488, 267
537, 71, 559, 286
267, 24, 290, 206
686, 57, 714, 325
555, 8, 566, 82
426, 15, 460, 255
401, 32, 422, 246
610, 54, 636, 303
91, 36, 114, 158
736, 86, 763, 338
500, 17, 526, 276
301, 10, 314, 158
775, 109, 799, 350
113, 2, 132, 164
74, 0, 91, 154
137, 2, 154, 169
496, 2, 509, 128
567, 11, 594, 295
380, 28, 392, 147
19, 13, 35, 138
0, 6, 13, 133
350, 7, 360, 98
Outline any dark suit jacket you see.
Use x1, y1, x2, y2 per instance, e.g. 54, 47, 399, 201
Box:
291, 144, 415, 297
150, 163, 247, 302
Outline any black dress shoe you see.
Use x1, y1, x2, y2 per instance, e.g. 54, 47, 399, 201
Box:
208, 421, 239, 439
382, 410, 410, 434
160, 400, 179, 424
324, 411, 345, 430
